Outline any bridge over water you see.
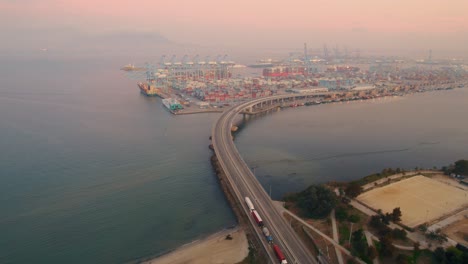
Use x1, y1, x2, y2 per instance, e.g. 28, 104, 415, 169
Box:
211, 93, 332, 264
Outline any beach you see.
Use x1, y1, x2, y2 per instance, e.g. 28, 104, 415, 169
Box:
143, 227, 248, 264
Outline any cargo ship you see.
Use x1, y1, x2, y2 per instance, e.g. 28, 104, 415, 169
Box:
138, 82, 162, 97
247, 59, 279, 68
121, 64, 145, 71
162, 98, 183, 112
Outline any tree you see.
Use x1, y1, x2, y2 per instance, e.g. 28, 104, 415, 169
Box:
445, 246, 463, 264
348, 214, 361, 223
336, 206, 348, 221
426, 230, 448, 243
418, 224, 428, 232
433, 247, 446, 263
379, 234, 395, 257
345, 183, 363, 198
351, 229, 368, 258
413, 242, 420, 253
368, 245, 378, 260
396, 254, 410, 264
453, 160, 468, 176
370, 215, 383, 228
392, 207, 402, 222
382, 213, 392, 225
392, 228, 407, 240
285, 184, 337, 219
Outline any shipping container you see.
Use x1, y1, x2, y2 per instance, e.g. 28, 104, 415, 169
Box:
245, 197, 255, 211
273, 244, 288, 264
251, 210, 263, 227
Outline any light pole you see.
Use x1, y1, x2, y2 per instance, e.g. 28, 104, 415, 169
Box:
349, 222, 354, 245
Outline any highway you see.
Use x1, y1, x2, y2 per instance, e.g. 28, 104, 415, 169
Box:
212, 94, 320, 264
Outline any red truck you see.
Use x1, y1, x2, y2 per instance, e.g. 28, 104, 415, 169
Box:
273, 244, 288, 264
251, 210, 264, 227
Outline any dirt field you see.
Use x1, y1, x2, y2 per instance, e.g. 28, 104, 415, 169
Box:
442, 218, 468, 247
357, 175, 468, 228
144, 228, 248, 264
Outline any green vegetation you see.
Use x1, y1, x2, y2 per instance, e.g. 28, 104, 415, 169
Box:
348, 214, 361, 223
338, 224, 350, 245
345, 183, 363, 198
350, 229, 372, 263
391, 207, 402, 222
336, 206, 348, 221
350, 168, 406, 186
395, 253, 412, 264
454, 160, 468, 175
433, 246, 468, 264
442, 159, 468, 176
391, 228, 407, 240
425, 229, 448, 243
284, 184, 337, 219
378, 234, 395, 257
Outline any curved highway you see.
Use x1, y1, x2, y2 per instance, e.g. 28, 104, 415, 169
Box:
212, 94, 321, 264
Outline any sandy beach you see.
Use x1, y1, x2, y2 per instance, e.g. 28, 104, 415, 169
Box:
143, 227, 248, 264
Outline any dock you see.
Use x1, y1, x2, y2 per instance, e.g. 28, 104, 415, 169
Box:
174, 108, 224, 115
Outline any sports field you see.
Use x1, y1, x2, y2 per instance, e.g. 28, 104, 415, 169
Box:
357, 175, 468, 228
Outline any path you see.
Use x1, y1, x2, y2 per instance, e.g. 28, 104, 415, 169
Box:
364, 230, 380, 264
273, 201, 366, 264
331, 209, 344, 264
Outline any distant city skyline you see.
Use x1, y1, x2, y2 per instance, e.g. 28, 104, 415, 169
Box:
1, 0, 467, 57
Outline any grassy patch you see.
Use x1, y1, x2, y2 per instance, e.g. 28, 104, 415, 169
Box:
339, 223, 350, 245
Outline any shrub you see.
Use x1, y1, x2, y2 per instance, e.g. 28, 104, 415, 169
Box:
348, 214, 361, 223
336, 206, 348, 221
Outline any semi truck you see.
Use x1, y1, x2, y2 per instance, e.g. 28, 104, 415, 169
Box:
245, 197, 255, 211
251, 210, 264, 227
273, 244, 288, 264
262, 227, 273, 243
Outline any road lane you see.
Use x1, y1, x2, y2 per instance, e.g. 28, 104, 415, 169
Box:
212, 95, 321, 264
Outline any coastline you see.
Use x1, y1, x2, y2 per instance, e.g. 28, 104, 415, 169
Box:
142, 227, 248, 264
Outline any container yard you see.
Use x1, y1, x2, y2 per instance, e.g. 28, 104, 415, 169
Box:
125, 48, 468, 115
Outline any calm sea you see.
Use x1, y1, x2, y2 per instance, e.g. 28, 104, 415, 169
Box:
1, 56, 467, 263
236, 88, 468, 199
0, 57, 235, 264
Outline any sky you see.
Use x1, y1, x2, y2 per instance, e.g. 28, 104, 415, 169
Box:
1, 0, 468, 58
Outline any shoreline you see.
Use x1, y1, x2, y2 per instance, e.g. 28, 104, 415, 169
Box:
141, 227, 248, 264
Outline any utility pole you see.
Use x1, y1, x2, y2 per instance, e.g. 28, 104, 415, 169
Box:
349, 222, 354, 245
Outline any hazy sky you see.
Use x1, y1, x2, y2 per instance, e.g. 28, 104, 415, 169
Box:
1, 0, 467, 57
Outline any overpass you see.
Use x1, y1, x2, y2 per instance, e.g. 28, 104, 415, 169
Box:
211, 93, 330, 264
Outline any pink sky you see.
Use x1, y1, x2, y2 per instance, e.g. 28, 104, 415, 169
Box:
1, 0, 468, 54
